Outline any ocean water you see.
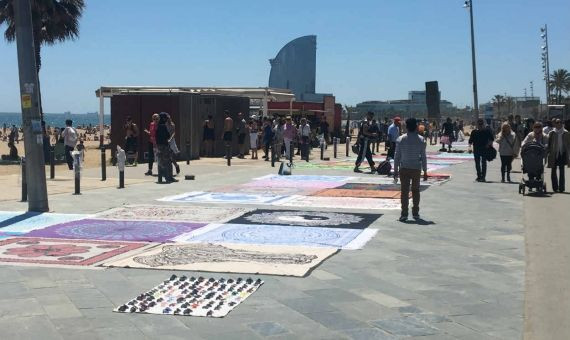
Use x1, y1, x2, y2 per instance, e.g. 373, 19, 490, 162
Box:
0, 112, 110, 128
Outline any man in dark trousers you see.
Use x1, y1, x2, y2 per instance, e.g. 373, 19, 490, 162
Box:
468, 118, 494, 182
394, 118, 428, 221
354, 111, 377, 173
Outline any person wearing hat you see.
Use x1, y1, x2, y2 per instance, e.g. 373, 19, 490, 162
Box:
387, 116, 401, 159
354, 111, 377, 173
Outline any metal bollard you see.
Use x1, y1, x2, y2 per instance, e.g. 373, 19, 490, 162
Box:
117, 146, 126, 189
100, 147, 106, 181
226, 144, 231, 166
333, 138, 338, 158
21, 157, 27, 202
346, 137, 350, 157
320, 142, 324, 160
271, 145, 275, 167
186, 139, 190, 165
49, 146, 55, 179
289, 141, 293, 164
73, 151, 81, 195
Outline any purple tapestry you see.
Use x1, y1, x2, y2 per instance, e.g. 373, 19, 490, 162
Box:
25, 219, 207, 243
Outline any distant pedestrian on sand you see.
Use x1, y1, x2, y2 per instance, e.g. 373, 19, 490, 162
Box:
62, 119, 78, 170
393, 118, 428, 222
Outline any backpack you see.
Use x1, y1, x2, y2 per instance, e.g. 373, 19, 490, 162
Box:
376, 160, 392, 175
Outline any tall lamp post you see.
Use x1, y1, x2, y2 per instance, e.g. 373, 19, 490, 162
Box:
540, 25, 550, 107
464, 0, 479, 123
13, 0, 49, 212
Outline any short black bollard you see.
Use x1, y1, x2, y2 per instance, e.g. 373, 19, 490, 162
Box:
226, 144, 231, 166
49, 146, 55, 179
271, 145, 275, 167
100, 147, 106, 181
21, 157, 27, 202
346, 137, 350, 157
289, 141, 293, 165
73, 152, 81, 195
186, 139, 190, 165
333, 138, 338, 158
320, 142, 324, 160
119, 171, 125, 189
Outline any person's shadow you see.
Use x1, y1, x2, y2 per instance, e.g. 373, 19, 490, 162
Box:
400, 218, 436, 225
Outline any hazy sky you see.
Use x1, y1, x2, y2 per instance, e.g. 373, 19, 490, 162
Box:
0, 0, 569, 113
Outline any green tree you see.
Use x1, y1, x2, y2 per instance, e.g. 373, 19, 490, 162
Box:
0, 0, 85, 115
549, 69, 570, 104
492, 94, 505, 119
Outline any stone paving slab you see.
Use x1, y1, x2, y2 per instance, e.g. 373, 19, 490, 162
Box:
0, 149, 528, 339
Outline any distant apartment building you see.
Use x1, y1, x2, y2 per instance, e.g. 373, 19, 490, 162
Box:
479, 96, 540, 120
355, 91, 455, 119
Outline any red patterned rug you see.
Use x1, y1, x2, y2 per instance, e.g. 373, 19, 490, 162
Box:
0, 238, 146, 267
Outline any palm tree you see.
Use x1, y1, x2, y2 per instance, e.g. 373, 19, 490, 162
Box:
492, 94, 505, 119
549, 69, 570, 104
0, 0, 85, 115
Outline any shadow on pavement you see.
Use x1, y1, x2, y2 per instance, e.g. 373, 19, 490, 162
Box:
400, 218, 436, 226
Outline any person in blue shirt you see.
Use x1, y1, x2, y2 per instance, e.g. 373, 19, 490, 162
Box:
387, 117, 401, 159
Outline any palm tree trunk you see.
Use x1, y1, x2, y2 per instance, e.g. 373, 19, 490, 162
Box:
33, 32, 43, 120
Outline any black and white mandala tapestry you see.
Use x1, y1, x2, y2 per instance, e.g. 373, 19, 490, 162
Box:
228, 209, 382, 229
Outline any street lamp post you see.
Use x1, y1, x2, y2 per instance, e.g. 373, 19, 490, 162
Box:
464, 0, 479, 123
13, 0, 49, 212
540, 25, 550, 106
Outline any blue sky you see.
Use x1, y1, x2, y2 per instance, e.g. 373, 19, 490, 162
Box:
0, 0, 569, 113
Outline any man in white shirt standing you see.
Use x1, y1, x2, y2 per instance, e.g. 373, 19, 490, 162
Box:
62, 119, 78, 170
394, 118, 428, 221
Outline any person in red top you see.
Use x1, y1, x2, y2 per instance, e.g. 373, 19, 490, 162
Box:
144, 113, 159, 175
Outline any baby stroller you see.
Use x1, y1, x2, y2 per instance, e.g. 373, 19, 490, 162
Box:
519, 141, 546, 195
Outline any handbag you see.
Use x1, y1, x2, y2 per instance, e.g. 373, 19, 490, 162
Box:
485, 146, 497, 161
169, 138, 179, 154
278, 162, 292, 175
351, 143, 360, 155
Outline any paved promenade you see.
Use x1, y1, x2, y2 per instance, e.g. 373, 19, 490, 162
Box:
0, 146, 564, 339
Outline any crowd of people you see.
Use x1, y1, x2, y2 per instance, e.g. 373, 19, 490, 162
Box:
202, 111, 328, 162
352, 111, 569, 221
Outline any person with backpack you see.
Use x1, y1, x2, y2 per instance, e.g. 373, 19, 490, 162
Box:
394, 118, 428, 221
354, 111, 377, 173
62, 119, 78, 170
